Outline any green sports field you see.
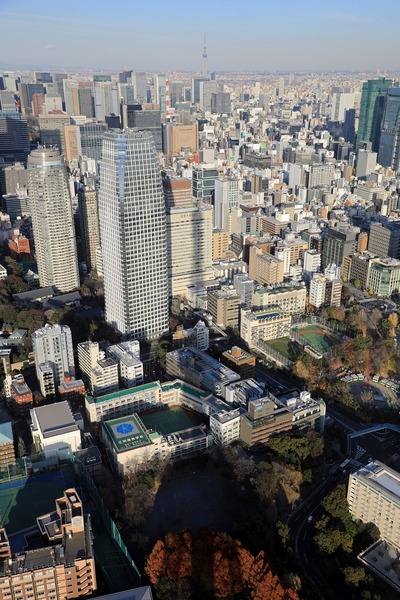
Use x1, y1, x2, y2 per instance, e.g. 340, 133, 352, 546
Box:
292, 324, 339, 355
140, 406, 206, 435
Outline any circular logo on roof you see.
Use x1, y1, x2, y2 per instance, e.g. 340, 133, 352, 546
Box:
116, 423, 134, 435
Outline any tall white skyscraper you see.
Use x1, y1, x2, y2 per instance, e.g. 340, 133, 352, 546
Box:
28, 148, 79, 293
214, 177, 239, 232
98, 130, 169, 339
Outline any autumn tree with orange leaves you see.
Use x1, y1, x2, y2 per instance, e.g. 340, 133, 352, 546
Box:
145, 528, 300, 600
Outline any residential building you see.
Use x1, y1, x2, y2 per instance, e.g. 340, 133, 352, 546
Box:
252, 284, 307, 315
78, 183, 100, 272
212, 229, 230, 260
348, 461, 400, 550
249, 246, 285, 285
207, 288, 241, 329
0, 489, 96, 600
240, 307, 292, 347
78, 341, 119, 397
106, 341, 144, 389
10, 375, 33, 417
221, 346, 256, 379
172, 320, 209, 351
0, 422, 15, 470
98, 130, 168, 339
233, 273, 254, 309
28, 147, 79, 292
31, 401, 82, 458
58, 378, 86, 404
309, 273, 326, 308
32, 324, 75, 396
166, 203, 213, 297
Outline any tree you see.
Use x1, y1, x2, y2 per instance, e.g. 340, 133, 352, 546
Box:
342, 566, 365, 587
145, 529, 300, 600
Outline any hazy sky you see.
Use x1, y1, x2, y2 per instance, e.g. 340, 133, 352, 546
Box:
0, 0, 399, 72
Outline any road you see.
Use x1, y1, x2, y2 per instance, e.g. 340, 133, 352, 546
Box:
288, 470, 349, 599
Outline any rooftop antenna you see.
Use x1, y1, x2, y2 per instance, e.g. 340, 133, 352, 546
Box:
203, 33, 208, 75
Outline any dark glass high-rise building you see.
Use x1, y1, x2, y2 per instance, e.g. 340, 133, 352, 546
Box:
0, 112, 30, 162
357, 78, 395, 152
78, 123, 107, 162
378, 87, 400, 170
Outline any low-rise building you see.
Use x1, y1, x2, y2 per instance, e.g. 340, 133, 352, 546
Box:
209, 408, 243, 446
221, 346, 256, 379
58, 378, 85, 403
252, 284, 306, 315
172, 320, 209, 350
367, 257, 400, 297
239, 397, 293, 450
240, 307, 292, 347
166, 346, 240, 398
30, 401, 82, 458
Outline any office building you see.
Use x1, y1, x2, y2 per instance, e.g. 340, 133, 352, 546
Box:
221, 346, 256, 379
211, 91, 231, 114
3, 191, 30, 220
343, 108, 356, 144
162, 123, 198, 156
0, 90, 17, 112
322, 225, 358, 270
330, 87, 355, 122
348, 461, 400, 550
356, 148, 377, 178
106, 341, 144, 389
123, 108, 162, 152
38, 112, 70, 154
191, 76, 209, 103
240, 397, 292, 450
98, 130, 168, 339
155, 73, 166, 112
78, 341, 119, 397
207, 288, 241, 329
162, 172, 192, 208
28, 148, 79, 292
93, 82, 118, 121
132, 72, 147, 103
0, 162, 28, 196
368, 257, 400, 296
0, 112, 30, 162
64, 124, 80, 161
192, 164, 218, 202
358, 78, 395, 152
378, 88, 400, 170
0, 489, 96, 600
78, 122, 107, 162
32, 324, 75, 396
166, 203, 213, 297
214, 177, 239, 232
199, 80, 217, 111
368, 221, 400, 259
78, 183, 100, 272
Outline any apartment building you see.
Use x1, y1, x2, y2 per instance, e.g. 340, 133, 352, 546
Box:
77, 341, 119, 397
249, 246, 284, 285
106, 341, 144, 389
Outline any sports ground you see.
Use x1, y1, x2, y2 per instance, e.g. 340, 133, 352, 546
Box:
140, 405, 206, 435
291, 324, 340, 355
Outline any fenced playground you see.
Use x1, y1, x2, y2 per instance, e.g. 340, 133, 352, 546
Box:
291, 323, 341, 357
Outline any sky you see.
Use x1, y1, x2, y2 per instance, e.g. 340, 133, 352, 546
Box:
0, 0, 399, 72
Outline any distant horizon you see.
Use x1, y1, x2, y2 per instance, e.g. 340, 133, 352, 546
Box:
1, 0, 399, 73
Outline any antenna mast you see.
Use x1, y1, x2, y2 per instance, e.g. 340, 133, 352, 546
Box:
203, 33, 208, 75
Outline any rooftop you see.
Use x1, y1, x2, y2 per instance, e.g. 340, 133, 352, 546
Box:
86, 381, 161, 405
33, 401, 78, 439
0, 422, 13, 445
103, 414, 152, 453
353, 461, 400, 502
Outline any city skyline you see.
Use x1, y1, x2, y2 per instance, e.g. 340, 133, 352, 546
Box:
1, 0, 399, 72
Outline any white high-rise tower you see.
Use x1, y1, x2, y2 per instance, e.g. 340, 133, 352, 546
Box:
98, 130, 168, 339
28, 147, 79, 293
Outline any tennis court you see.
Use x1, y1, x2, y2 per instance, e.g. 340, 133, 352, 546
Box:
0, 469, 74, 534
140, 406, 206, 435
292, 324, 340, 355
